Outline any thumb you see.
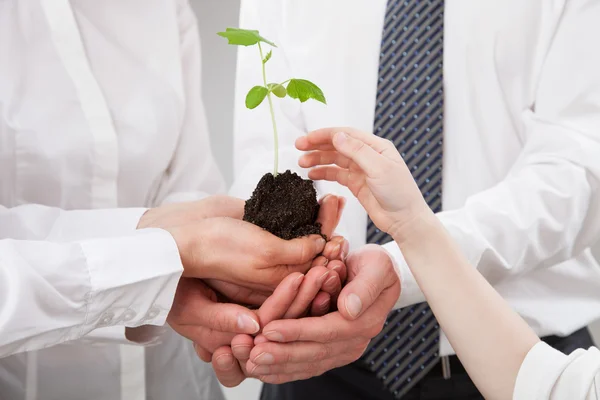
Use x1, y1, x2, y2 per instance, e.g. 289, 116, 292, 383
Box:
269, 234, 326, 265
337, 244, 396, 320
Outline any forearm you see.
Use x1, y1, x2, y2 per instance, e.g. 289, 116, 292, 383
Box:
393, 212, 540, 399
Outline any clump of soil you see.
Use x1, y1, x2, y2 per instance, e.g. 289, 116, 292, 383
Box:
243, 170, 322, 240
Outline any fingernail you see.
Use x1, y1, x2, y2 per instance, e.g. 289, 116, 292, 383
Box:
341, 241, 350, 260
334, 132, 348, 145
254, 352, 275, 365
345, 293, 363, 318
316, 237, 326, 249
237, 314, 260, 334
325, 275, 337, 288
292, 274, 305, 290
331, 244, 341, 257
318, 270, 331, 285
215, 354, 234, 370
263, 331, 284, 342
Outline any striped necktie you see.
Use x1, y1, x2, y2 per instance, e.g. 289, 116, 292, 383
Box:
362, 1, 444, 398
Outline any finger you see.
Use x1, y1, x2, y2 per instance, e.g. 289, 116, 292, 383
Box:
303, 127, 385, 150
193, 342, 212, 363
173, 324, 236, 353
321, 271, 341, 298
331, 132, 393, 178
327, 260, 347, 283
308, 166, 353, 187
267, 235, 326, 266
311, 255, 329, 268
262, 284, 399, 344
212, 346, 246, 388
231, 334, 255, 362
338, 245, 396, 320
299, 151, 352, 169
316, 194, 340, 239
283, 267, 330, 319
256, 273, 304, 327
295, 135, 335, 152
248, 338, 364, 367
254, 334, 269, 345
205, 279, 270, 306
310, 291, 331, 316
168, 278, 260, 335
322, 236, 349, 261
258, 371, 325, 385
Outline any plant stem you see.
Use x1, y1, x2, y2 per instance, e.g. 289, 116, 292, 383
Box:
258, 42, 279, 177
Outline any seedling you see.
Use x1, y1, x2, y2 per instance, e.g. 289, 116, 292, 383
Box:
217, 28, 326, 176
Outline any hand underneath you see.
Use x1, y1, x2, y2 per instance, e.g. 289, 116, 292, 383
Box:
236, 245, 399, 384
202, 264, 343, 387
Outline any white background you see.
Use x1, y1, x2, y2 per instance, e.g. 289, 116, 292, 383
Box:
190, 1, 600, 399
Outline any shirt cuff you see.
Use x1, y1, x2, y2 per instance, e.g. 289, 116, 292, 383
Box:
382, 241, 426, 309
513, 341, 567, 400
79, 228, 184, 335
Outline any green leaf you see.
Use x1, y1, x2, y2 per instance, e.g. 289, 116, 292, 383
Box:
263, 50, 272, 64
245, 86, 269, 109
217, 28, 277, 47
267, 83, 287, 98
286, 79, 327, 104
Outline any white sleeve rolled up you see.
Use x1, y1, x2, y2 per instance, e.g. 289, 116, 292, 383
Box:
514, 342, 600, 400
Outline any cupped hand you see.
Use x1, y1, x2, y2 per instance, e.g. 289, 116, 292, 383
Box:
206, 264, 342, 387
297, 127, 432, 239
242, 244, 400, 384
169, 217, 325, 290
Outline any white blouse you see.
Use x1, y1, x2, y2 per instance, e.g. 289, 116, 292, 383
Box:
515, 342, 600, 399
0, 0, 224, 399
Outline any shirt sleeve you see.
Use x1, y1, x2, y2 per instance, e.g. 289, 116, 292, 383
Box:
0, 205, 183, 356
514, 342, 600, 400
389, 0, 600, 308
151, 0, 226, 206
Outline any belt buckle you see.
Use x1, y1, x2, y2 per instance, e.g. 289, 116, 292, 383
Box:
441, 356, 451, 380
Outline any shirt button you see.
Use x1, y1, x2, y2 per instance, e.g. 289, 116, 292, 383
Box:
99, 312, 114, 326
147, 308, 160, 319
122, 310, 136, 321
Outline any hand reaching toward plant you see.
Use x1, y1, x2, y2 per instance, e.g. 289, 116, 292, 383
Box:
297, 127, 432, 239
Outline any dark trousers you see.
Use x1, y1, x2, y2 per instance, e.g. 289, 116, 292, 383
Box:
260, 327, 594, 400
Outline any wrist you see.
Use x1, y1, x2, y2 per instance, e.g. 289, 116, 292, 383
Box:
390, 207, 439, 248
167, 225, 197, 278
137, 207, 161, 230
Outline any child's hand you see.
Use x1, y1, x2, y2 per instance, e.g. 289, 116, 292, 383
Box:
296, 127, 432, 239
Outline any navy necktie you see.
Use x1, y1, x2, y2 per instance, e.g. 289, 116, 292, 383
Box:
363, 1, 444, 398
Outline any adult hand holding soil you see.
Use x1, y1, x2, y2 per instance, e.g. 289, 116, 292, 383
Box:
169, 217, 325, 290
204, 193, 348, 305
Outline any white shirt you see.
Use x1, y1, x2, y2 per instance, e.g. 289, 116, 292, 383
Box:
516, 342, 600, 399
231, 0, 600, 358
0, 0, 224, 399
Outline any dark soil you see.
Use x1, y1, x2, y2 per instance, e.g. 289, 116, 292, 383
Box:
243, 170, 323, 240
